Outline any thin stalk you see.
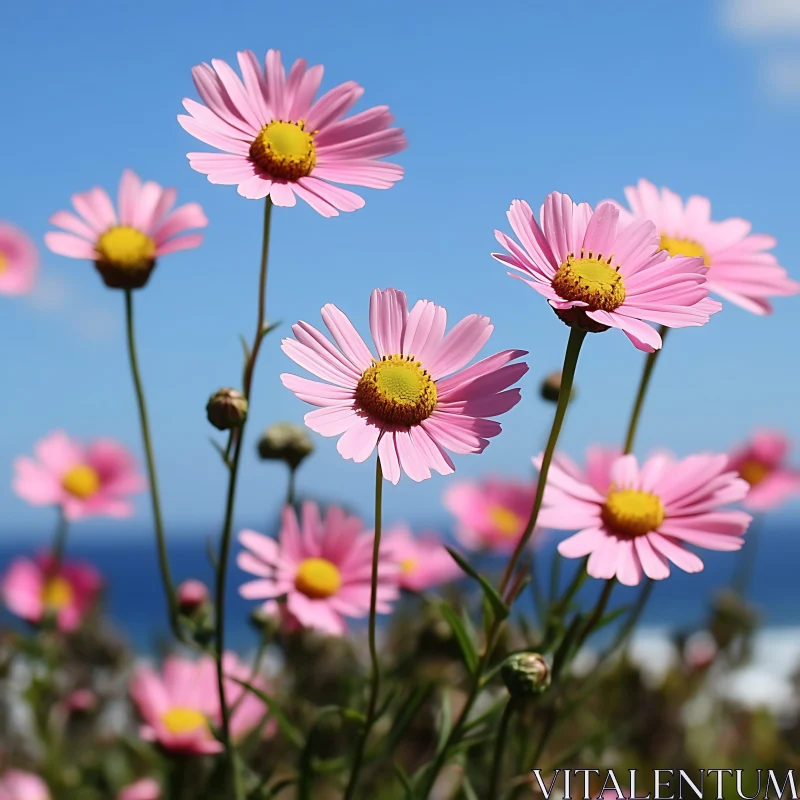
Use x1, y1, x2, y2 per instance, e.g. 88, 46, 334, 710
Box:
286, 466, 297, 507
215, 196, 274, 800
572, 578, 615, 655
488, 699, 516, 800
50, 510, 69, 573
124, 289, 179, 633
623, 325, 668, 455
343, 458, 384, 800
732, 513, 763, 596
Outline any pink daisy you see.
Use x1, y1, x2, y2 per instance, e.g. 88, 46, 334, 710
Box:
0, 222, 37, 296
178, 49, 405, 215
1, 554, 102, 632
537, 449, 752, 586
492, 192, 720, 352
237, 501, 400, 636
443, 477, 536, 551
728, 429, 800, 511
117, 779, 161, 800
0, 772, 51, 800
612, 178, 799, 315
12, 430, 146, 522
383, 523, 461, 591
45, 169, 207, 290
280, 287, 528, 484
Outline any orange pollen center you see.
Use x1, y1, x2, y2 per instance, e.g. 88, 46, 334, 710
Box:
489, 505, 522, 537
659, 235, 711, 266
738, 460, 770, 487
602, 488, 665, 537
400, 558, 417, 574
295, 557, 342, 599
95, 226, 155, 269
161, 707, 209, 735
355, 355, 438, 427
0, 252, 7, 274
551, 252, 626, 312
62, 465, 101, 499
42, 577, 74, 610
249, 119, 316, 181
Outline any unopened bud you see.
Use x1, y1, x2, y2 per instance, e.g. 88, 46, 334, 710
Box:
177, 580, 208, 614
501, 652, 550, 698
249, 606, 280, 636
257, 422, 314, 470
206, 388, 248, 430
540, 371, 577, 404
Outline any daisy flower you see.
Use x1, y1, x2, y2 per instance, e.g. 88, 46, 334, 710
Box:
383, 523, 461, 591
179, 49, 405, 215
237, 502, 400, 636
443, 477, 536, 551
1, 554, 101, 632
13, 431, 145, 521
0, 771, 51, 800
612, 178, 799, 315
493, 192, 720, 352
0, 222, 37, 296
280, 288, 528, 484
537, 449, 752, 586
45, 169, 207, 290
728, 429, 800, 511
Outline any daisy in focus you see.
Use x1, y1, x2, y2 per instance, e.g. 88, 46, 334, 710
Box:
0, 771, 51, 800
1, 554, 102, 632
280, 288, 528, 483
612, 178, 799, 315
237, 502, 399, 636
0, 222, 37, 296
383, 523, 461, 591
493, 191, 720, 352
13, 431, 145, 521
728, 429, 800, 511
45, 169, 207, 290
537, 450, 752, 586
443, 477, 536, 551
179, 49, 405, 215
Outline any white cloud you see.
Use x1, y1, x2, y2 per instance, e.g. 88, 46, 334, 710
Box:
722, 0, 800, 38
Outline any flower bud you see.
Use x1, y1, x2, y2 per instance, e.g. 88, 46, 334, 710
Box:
257, 422, 314, 470
206, 388, 248, 430
177, 580, 208, 614
540, 371, 577, 404
501, 652, 550, 698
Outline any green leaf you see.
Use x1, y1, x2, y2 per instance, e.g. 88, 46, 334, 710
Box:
446, 546, 509, 620
439, 601, 478, 674
231, 678, 305, 749
208, 437, 231, 468
436, 688, 453, 755
461, 775, 481, 800
239, 334, 252, 364
551, 612, 585, 680
394, 763, 415, 799
385, 683, 433, 754
595, 605, 630, 630
262, 320, 281, 338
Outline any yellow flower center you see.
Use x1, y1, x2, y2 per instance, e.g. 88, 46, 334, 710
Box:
161, 707, 209, 735
96, 226, 156, 269
295, 557, 342, 599
62, 465, 101, 499
659, 235, 711, 266
42, 577, 74, 610
249, 120, 316, 181
0, 252, 7, 274
602, 488, 665, 537
355, 355, 438, 427
551, 253, 626, 312
489, 505, 522, 537
738, 460, 770, 487
400, 558, 417, 574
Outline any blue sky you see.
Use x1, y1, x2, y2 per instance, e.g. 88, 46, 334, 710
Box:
1, 0, 799, 541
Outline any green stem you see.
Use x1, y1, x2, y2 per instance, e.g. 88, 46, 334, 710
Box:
623, 325, 668, 455
50, 510, 69, 574
732, 513, 763, 596
215, 196, 273, 800
343, 458, 384, 800
286, 466, 297, 507
124, 289, 180, 633
572, 578, 615, 655
500, 327, 586, 594
488, 699, 516, 800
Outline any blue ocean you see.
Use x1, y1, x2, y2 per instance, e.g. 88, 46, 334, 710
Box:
2, 516, 798, 652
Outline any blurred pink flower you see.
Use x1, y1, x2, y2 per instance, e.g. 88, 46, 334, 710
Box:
65, 688, 98, 713
176, 579, 209, 613
538, 450, 752, 586
684, 630, 718, 672
443, 477, 535, 552
131, 652, 271, 754
179, 49, 405, 215
1, 554, 101, 632
0, 772, 50, 800
382, 523, 460, 591
13, 430, 145, 521
493, 192, 720, 352
45, 169, 207, 289
238, 501, 400, 636
0, 222, 37, 296
117, 779, 161, 800
612, 178, 799, 315
728, 430, 800, 511
280, 287, 528, 484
